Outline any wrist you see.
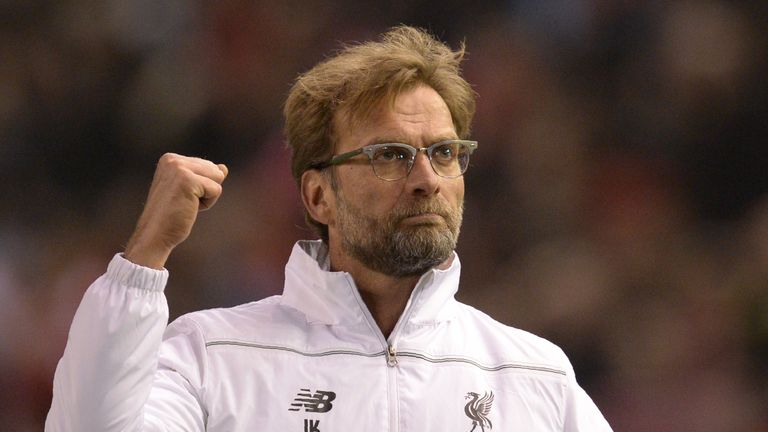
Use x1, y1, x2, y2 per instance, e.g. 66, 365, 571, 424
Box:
124, 238, 172, 270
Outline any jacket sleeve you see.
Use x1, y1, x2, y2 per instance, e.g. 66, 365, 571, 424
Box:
562, 362, 613, 431
45, 254, 207, 432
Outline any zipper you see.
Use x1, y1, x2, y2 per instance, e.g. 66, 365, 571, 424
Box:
386, 344, 398, 366
343, 271, 430, 432
384, 277, 426, 365
381, 280, 425, 432
342, 272, 427, 366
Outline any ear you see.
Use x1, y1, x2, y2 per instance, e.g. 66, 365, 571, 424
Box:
301, 169, 334, 225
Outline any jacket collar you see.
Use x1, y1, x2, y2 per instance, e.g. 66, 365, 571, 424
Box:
280, 240, 461, 327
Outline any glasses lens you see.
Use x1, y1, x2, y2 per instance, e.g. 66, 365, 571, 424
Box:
430, 141, 470, 178
370, 145, 412, 180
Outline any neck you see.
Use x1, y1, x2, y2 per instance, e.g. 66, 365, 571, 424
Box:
355, 271, 420, 338
329, 247, 420, 338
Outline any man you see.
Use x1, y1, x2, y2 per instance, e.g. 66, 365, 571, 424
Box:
47, 26, 612, 431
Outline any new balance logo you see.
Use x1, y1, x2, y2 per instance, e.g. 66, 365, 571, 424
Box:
288, 389, 337, 413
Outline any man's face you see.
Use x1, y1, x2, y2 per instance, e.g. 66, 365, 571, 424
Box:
326, 84, 465, 277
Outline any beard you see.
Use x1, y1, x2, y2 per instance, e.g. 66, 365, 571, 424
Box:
334, 190, 463, 278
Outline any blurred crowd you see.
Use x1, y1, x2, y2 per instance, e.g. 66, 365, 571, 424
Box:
1, 1, 766, 430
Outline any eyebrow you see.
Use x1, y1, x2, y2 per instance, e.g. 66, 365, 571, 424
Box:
366, 136, 459, 147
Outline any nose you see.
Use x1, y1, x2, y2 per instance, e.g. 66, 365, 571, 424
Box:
405, 150, 440, 196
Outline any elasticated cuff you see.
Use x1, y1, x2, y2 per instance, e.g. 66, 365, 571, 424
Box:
106, 253, 169, 292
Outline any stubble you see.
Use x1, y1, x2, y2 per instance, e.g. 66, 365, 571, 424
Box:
335, 190, 463, 277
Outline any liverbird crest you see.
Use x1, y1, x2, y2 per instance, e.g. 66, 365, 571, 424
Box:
464, 390, 494, 432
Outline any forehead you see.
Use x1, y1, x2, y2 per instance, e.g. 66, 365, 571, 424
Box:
334, 85, 456, 149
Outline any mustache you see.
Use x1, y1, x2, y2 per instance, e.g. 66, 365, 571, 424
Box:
390, 199, 459, 221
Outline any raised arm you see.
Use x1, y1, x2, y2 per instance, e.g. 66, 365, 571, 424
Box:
46, 154, 227, 431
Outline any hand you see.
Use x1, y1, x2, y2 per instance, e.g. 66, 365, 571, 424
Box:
124, 153, 228, 269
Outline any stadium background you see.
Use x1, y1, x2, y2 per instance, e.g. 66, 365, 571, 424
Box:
1, 1, 767, 430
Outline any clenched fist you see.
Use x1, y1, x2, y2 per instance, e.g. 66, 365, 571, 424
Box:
124, 153, 228, 269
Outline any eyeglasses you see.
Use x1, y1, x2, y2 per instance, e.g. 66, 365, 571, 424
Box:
316, 139, 478, 181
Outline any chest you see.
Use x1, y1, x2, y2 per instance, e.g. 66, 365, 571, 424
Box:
200, 344, 567, 432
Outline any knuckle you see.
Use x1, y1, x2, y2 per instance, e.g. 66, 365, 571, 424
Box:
159, 152, 178, 165
160, 152, 190, 171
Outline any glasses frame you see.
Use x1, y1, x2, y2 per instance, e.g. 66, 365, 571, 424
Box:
316, 139, 478, 181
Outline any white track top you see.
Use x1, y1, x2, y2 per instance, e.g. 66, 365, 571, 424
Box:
47, 240, 612, 431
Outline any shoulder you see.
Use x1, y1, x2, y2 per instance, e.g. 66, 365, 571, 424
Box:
451, 302, 571, 371
165, 295, 306, 343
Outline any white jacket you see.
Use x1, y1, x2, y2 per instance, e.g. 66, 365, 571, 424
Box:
47, 240, 612, 431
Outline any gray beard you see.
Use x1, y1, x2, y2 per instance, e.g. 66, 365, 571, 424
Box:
335, 193, 463, 277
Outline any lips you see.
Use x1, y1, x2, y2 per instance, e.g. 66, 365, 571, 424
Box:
402, 213, 444, 223
392, 200, 456, 229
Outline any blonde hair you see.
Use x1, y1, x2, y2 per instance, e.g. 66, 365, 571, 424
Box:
284, 25, 476, 241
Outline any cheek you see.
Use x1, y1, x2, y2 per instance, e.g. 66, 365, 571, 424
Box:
338, 169, 400, 211
447, 180, 465, 204
361, 187, 400, 213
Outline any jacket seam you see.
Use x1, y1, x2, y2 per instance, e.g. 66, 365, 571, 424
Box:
187, 316, 211, 421
204, 340, 566, 376
396, 351, 567, 375
206, 340, 386, 358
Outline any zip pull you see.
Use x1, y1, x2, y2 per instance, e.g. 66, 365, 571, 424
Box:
386, 344, 398, 367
